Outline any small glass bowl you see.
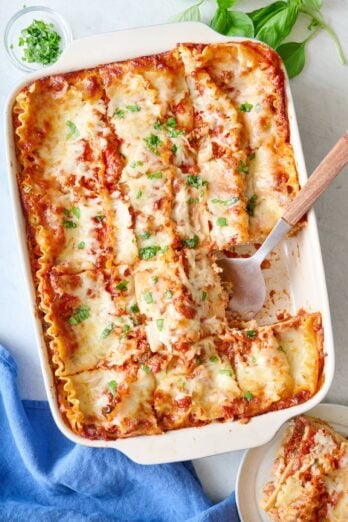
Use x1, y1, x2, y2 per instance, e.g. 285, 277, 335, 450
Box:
4, 6, 73, 72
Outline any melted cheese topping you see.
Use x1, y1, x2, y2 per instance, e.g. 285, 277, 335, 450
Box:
14, 43, 322, 440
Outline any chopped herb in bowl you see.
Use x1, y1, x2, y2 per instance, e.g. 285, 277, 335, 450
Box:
19, 19, 62, 65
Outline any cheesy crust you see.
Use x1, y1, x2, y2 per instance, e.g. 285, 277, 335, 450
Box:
261, 415, 348, 522
13, 42, 322, 440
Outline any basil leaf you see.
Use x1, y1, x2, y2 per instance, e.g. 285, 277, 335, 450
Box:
210, 8, 232, 34
301, 0, 322, 10
226, 12, 254, 38
256, 0, 300, 49
217, 0, 236, 8
248, 1, 287, 34
171, 1, 202, 22
277, 41, 306, 78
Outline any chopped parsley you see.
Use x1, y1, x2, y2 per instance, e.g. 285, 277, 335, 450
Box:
237, 161, 249, 174
186, 175, 208, 189
101, 322, 115, 339
165, 290, 172, 300
219, 369, 233, 376
141, 363, 151, 374
209, 354, 219, 363
140, 231, 151, 239
136, 190, 142, 200
277, 346, 285, 353
244, 391, 254, 401
114, 108, 125, 119
216, 217, 228, 227
66, 120, 79, 140
196, 357, 203, 366
63, 219, 77, 229
211, 197, 239, 206
19, 19, 62, 65
245, 330, 257, 338
130, 303, 140, 314
171, 144, 178, 154
165, 117, 186, 138
139, 246, 161, 260
107, 380, 117, 396
71, 207, 80, 219
246, 195, 257, 217
181, 235, 199, 249
239, 102, 253, 112
187, 197, 199, 205
151, 276, 159, 284
68, 305, 90, 326
116, 280, 129, 291
126, 104, 141, 112
95, 214, 105, 222
123, 324, 130, 334
147, 171, 163, 180
201, 291, 208, 301
249, 151, 256, 160
156, 318, 164, 331
251, 356, 257, 364
144, 133, 162, 154
154, 120, 162, 130
130, 160, 144, 168
144, 291, 153, 304
165, 116, 177, 128
77, 241, 85, 249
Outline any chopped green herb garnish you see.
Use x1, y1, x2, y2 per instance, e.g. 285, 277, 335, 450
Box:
95, 214, 105, 222
126, 104, 141, 112
19, 19, 62, 65
244, 391, 254, 401
249, 152, 256, 160
237, 161, 249, 174
116, 280, 129, 291
171, 144, 178, 154
211, 197, 239, 206
144, 291, 153, 304
209, 354, 219, 363
123, 324, 130, 334
71, 207, 80, 219
216, 217, 228, 227
114, 108, 125, 119
154, 120, 162, 130
196, 357, 203, 366
187, 197, 199, 205
139, 246, 161, 260
101, 322, 115, 339
156, 318, 164, 331
239, 102, 253, 112
10, 43, 14, 49
77, 241, 85, 249
151, 276, 159, 284
107, 380, 117, 396
251, 356, 257, 363
246, 195, 257, 217
186, 175, 208, 189
245, 330, 257, 338
130, 160, 144, 168
136, 190, 142, 199
165, 290, 172, 300
144, 133, 162, 155
219, 369, 233, 376
68, 305, 90, 326
141, 363, 151, 374
161, 245, 169, 254
277, 346, 285, 353
147, 171, 163, 180
63, 220, 77, 229
165, 116, 185, 138
140, 231, 151, 240
201, 291, 208, 301
177, 378, 186, 389
181, 235, 199, 249
165, 116, 177, 128
66, 120, 79, 140
130, 303, 140, 314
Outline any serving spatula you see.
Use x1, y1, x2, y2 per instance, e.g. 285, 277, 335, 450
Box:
218, 132, 348, 319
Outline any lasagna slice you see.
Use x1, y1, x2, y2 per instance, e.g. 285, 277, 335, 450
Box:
261, 415, 348, 522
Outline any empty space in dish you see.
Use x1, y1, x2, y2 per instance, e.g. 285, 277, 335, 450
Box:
4, 22, 334, 463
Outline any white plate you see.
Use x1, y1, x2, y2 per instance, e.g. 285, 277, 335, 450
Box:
4, 22, 334, 464
236, 403, 348, 522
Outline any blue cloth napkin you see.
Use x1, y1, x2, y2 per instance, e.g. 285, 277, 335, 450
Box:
0, 345, 240, 522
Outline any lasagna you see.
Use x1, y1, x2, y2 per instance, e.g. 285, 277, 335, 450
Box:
13, 41, 323, 440
261, 415, 348, 521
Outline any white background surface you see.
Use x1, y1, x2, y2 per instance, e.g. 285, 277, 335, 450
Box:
0, 0, 347, 504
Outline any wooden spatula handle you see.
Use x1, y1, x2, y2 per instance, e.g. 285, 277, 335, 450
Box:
283, 132, 348, 226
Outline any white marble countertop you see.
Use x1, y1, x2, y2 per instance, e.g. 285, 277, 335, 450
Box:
1, 0, 347, 504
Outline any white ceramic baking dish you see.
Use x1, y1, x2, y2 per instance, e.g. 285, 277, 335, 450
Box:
4, 22, 334, 464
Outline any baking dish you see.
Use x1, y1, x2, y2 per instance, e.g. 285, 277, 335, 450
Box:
4, 22, 334, 464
